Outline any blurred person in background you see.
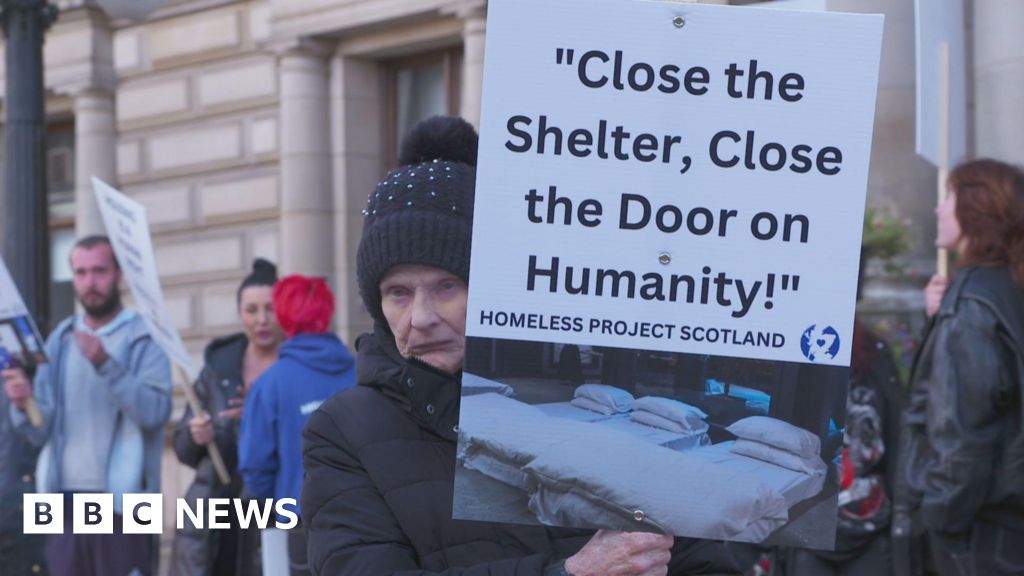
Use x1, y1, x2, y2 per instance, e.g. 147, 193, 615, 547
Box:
1, 375, 46, 574
2, 235, 171, 576
300, 116, 741, 575
898, 158, 1024, 576
239, 274, 356, 576
171, 258, 283, 576
785, 317, 904, 575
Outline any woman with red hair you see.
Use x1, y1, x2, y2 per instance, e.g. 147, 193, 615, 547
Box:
239, 274, 356, 576
899, 159, 1024, 576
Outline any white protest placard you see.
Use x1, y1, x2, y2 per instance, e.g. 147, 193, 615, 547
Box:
454, 0, 883, 548
466, 0, 882, 368
915, 0, 966, 167
0, 258, 31, 319
90, 179, 231, 483
0, 257, 50, 425
92, 177, 196, 380
0, 257, 48, 368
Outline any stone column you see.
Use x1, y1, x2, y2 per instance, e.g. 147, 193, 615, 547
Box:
279, 43, 334, 278
821, 0, 939, 315
74, 88, 117, 237
973, 0, 1024, 164
459, 5, 487, 127
329, 51, 381, 344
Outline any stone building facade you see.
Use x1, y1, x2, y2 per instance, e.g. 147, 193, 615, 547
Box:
1, 0, 1022, 532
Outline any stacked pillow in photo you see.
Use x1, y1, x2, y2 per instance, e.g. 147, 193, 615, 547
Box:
570, 384, 635, 415
726, 416, 827, 475
629, 396, 709, 434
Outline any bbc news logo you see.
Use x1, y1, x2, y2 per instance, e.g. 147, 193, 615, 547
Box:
23, 494, 298, 534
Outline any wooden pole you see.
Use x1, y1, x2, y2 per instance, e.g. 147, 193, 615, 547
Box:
177, 365, 232, 485
24, 396, 43, 427
937, 42, 950, 278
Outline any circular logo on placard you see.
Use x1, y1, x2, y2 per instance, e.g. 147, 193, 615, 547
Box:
800, 324, 840, 362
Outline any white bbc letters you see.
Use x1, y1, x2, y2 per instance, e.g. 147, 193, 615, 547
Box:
208, 498, 232, 529
73, 493, 114, 534
233, 498, 274, 529
23, 494, 64, 534
122, 494, 163, 534
275, 499, 299, 529
24, 493, 297, 533
176, 497, 203, 530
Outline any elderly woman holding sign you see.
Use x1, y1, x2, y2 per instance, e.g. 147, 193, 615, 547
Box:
899, 159, 1024, 576
300, 117, 740, 575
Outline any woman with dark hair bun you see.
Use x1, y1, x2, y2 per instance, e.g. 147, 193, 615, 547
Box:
171, 258, 284, 576
899, 158, 1024, 576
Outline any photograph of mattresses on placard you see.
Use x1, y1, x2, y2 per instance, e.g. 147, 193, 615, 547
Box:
454, 336, 844, 549
0, 316, 46, 370
0, 256, 49, 369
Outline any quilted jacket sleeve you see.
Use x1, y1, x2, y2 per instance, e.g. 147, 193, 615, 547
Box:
301, 405, 556, 576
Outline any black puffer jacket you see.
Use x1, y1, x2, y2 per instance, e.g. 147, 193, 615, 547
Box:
302, 325, 741, 575
900, 266, 1024, 535
170, 333, 253, 576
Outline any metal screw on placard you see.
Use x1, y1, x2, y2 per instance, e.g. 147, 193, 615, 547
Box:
673, 16, 686, 28
659, 253, 671, 265
633, 510, 646, 522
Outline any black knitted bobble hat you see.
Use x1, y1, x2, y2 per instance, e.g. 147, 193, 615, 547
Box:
356, 116, 479, 325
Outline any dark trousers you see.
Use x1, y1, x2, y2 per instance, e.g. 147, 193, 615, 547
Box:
287, 522, 311, 576
786, 535, 891, 576
46, 512, 153, 576
930, 521, 1024, 576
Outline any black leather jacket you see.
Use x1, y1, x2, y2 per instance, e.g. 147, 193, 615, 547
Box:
899, 266, 1024, 535
169, 333, 251, 576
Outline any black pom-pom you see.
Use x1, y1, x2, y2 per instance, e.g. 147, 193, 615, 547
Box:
398, 116, 478, 167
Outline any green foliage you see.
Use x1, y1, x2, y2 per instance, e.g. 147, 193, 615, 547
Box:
860, 208, 919, 381
862, 206, 912, 274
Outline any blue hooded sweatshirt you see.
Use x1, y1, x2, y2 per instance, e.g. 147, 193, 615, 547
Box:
239, 332, 355, 521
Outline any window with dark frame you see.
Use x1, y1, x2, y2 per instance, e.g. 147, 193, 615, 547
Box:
383, 47, 464, 169
46, 118, 76, 328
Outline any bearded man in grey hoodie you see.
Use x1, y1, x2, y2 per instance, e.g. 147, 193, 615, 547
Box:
3, 235, 171, 576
